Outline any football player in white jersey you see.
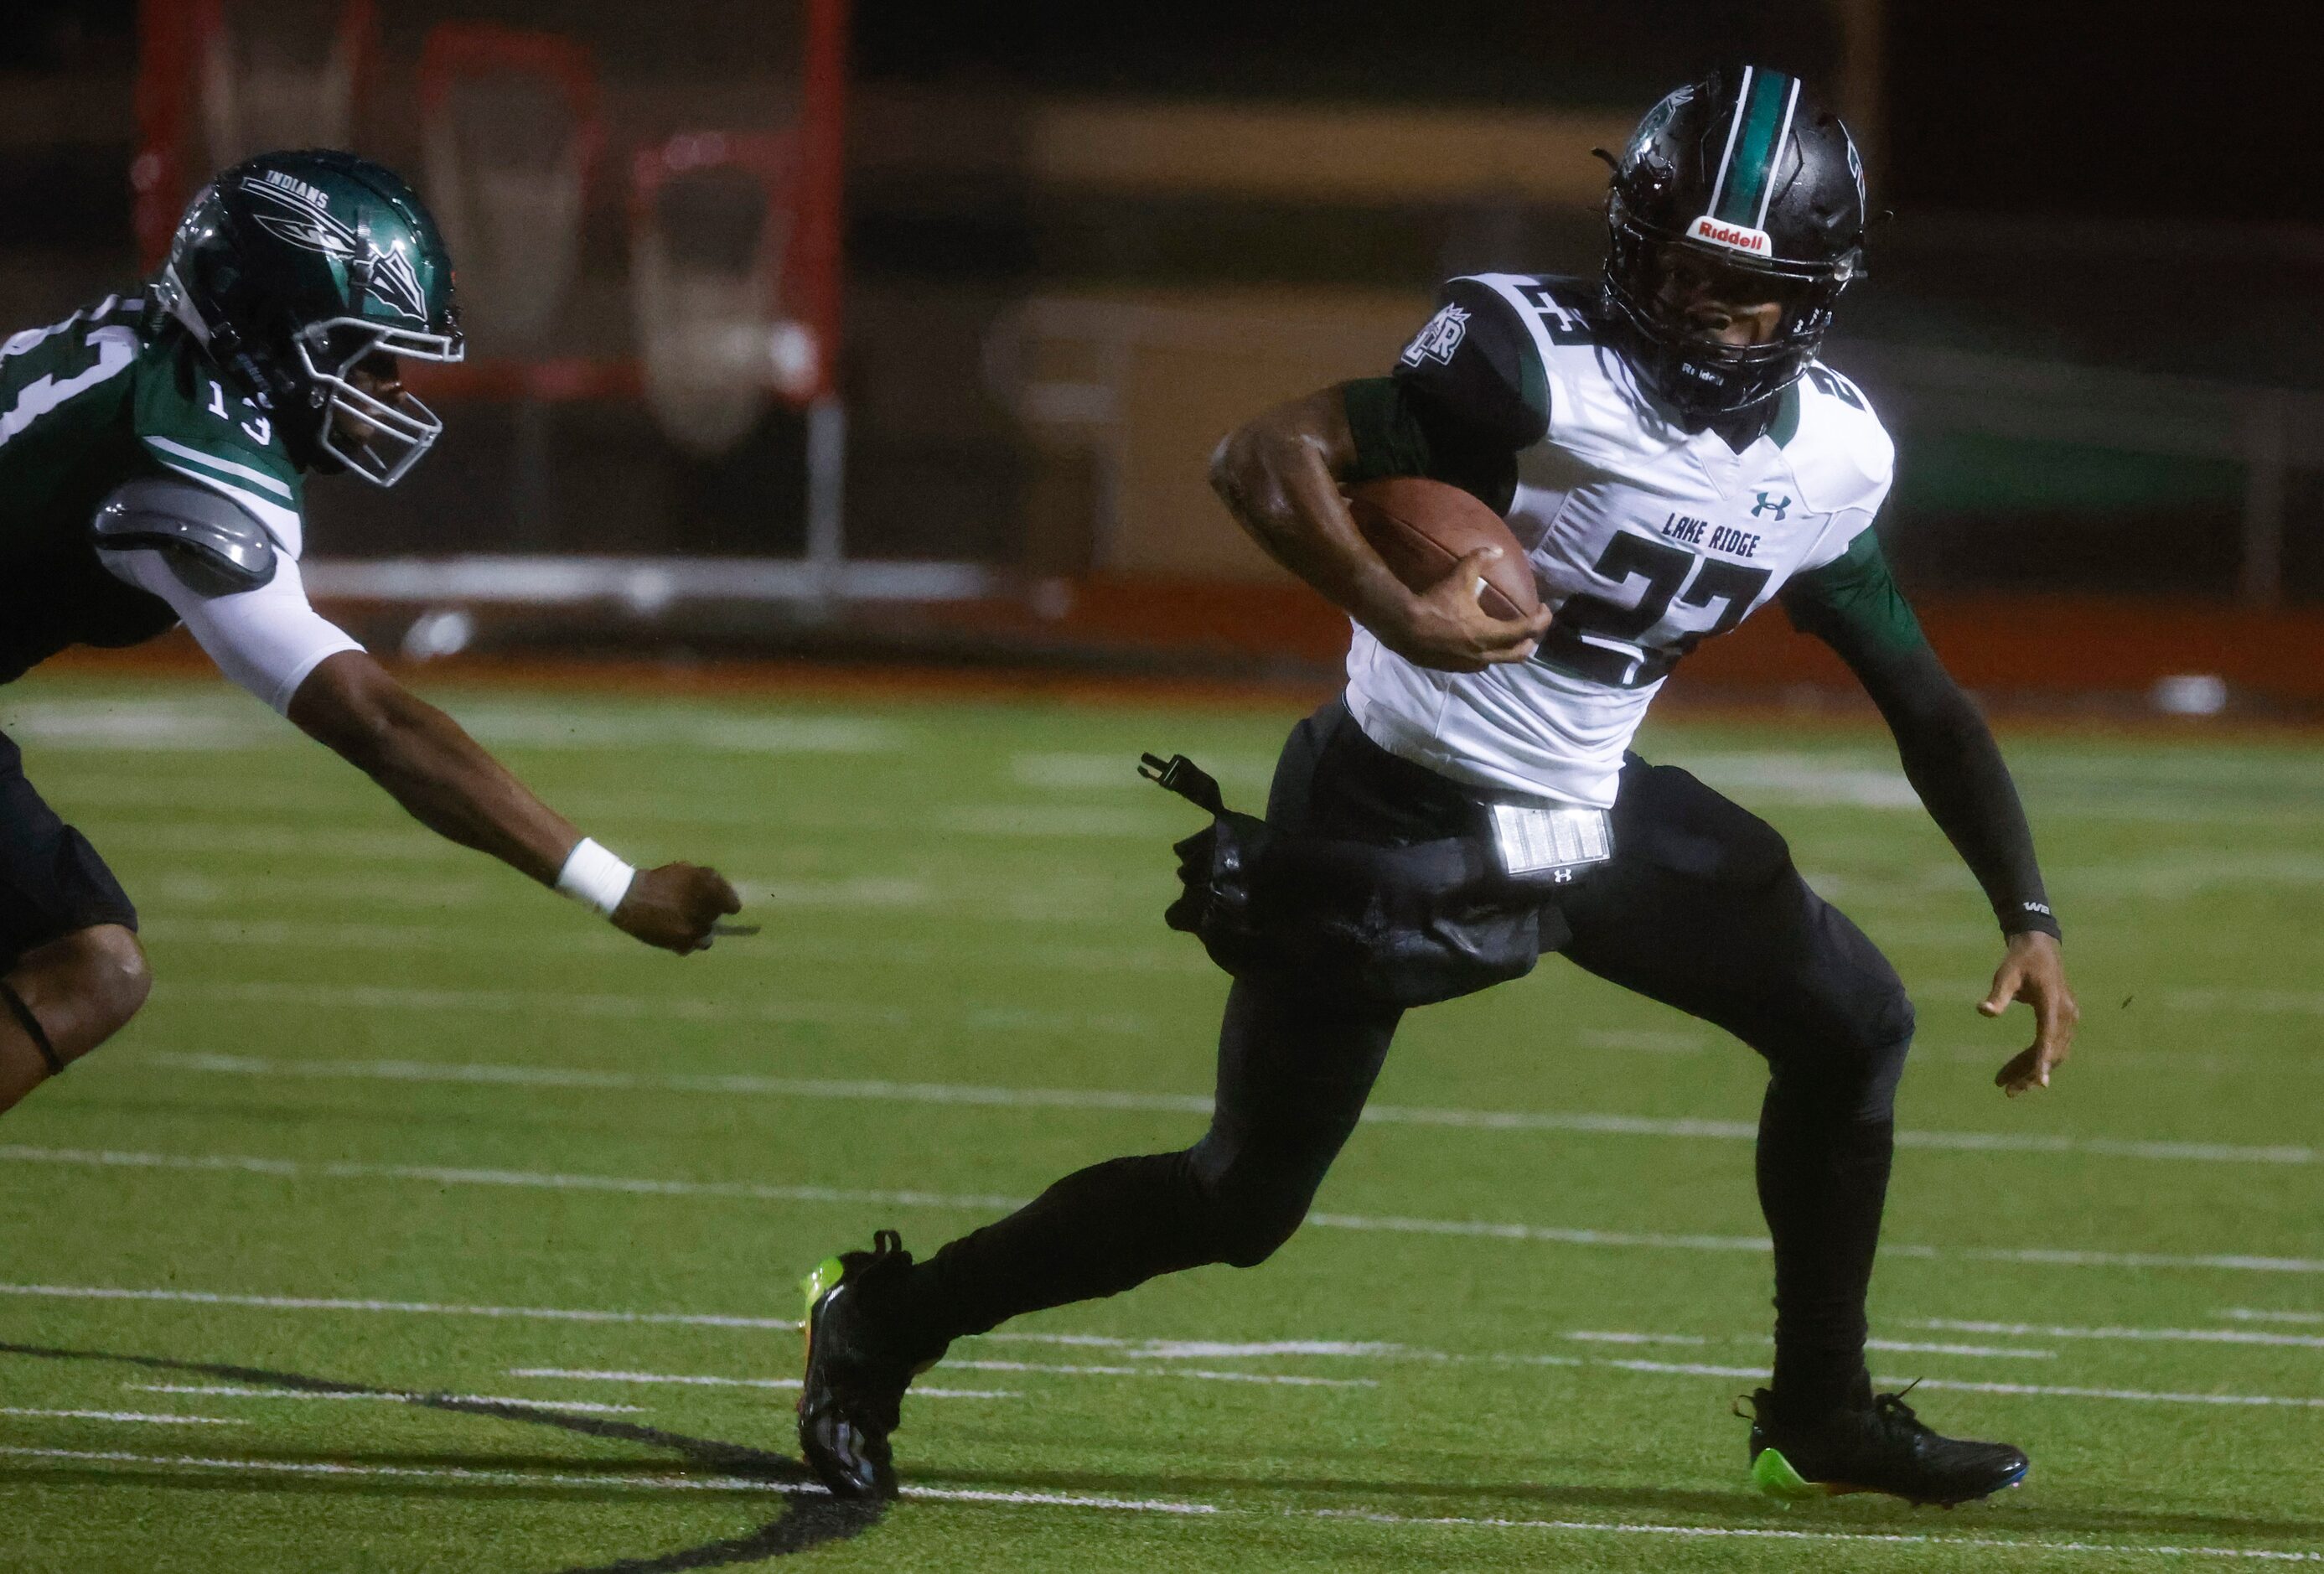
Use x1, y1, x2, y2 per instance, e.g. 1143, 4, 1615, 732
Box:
795, 68, 2079, 1508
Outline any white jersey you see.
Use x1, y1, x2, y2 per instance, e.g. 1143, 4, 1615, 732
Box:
1345, 273, 1895, 808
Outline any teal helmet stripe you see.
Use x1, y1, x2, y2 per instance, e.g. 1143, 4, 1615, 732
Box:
1711, 70, 1802, 227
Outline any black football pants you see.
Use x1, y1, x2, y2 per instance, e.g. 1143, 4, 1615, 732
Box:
888, 701, 1913, 1414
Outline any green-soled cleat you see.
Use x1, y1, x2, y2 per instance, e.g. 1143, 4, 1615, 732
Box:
1749, 1441, 1825, 1502
795, 1229, 922, 1500
1740, 1386, 2029, 1508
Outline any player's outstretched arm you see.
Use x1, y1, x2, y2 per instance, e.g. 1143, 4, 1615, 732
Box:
1209, 386, 1548, 671
1782, 536, 2079, 1095
92, 481, 740, 953
287, 652, 740, 954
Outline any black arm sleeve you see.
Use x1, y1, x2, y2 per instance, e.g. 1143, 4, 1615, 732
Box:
1342, 277, 1550, 515
1783, 532, 2062, 940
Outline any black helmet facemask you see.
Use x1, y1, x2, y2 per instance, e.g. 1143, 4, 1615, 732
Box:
1599, 67, 1868, 422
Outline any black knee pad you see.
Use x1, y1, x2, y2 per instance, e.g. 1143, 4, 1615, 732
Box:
1790, 989, 1913, 1124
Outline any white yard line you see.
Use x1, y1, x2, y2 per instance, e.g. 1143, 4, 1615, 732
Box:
1959, 1246, 2324, 1275
0, 701, 905, 758
1890, 1379, 2324, 1410
2223, 1308, 2324, 1325
8, 1442, 2319, 1559
160, 984, 1159, 1039
939, 1359, 1374, 1388
133, 919, 1209, 976
1307, 1506, 2324, 1562
2169, 989, 2324, 1017
0, 1445, 1206, 1514
983, 1336, 1431, 1360
147, 872, 499, 909
1574, 1029, 1707, 1054
6, 1146, 2321, 1276
1545, 1361, 2324, 1409
116, 1049, 2319, 1167
505, 1369, 1017, 1400
984, 1330, 2058, 1364
1913, 1318, 2324, 1350
0, 1144, 1027, 1214
0, 1406, 244, 1426
6, 1280, 2316, 1411
125, 1385, 644, 1414
1559, 1331, 1709, 1347
0, 1281, 800, 1331
1865, 1340, 2056, 1360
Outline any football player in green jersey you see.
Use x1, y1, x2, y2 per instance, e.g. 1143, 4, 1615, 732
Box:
0, 149, 743, 1117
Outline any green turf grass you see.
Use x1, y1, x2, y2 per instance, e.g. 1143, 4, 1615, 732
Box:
1, 672, 2319, 1571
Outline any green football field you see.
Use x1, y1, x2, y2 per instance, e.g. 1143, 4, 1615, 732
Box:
1, 670, 2318, 1572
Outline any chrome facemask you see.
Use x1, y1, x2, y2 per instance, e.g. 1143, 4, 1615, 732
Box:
293, 317, 463, 486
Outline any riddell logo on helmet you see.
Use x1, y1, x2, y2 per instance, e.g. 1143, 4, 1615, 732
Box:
1687, 215, 1772, 255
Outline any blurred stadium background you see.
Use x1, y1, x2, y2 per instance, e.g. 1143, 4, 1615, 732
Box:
6, 8, 2324, 1569
4, 0, 2321, 709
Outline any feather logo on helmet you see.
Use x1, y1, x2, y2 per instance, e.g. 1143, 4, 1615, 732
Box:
239, 173, 431, 324
1686, 215, 1773, 256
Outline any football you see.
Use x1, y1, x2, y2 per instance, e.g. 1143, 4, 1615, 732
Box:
1344, 476, 1542, 620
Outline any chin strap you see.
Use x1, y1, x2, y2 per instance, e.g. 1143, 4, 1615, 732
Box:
0, 980, 63, 1076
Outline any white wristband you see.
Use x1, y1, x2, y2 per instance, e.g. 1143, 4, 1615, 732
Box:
556, 837, 636, 918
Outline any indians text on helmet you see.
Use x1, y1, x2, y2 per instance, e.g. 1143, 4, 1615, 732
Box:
238, 172, 429, 325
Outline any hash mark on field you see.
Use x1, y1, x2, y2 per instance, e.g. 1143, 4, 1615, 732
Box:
127, 1385, 645, 1414
120, 1049, 2321, 1166
508, 1369, 1017, 1400
0, 1406, 243, 1426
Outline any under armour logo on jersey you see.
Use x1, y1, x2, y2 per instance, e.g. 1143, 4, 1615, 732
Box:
1751, 492, 1791, 520
1400, 304, 1470, 367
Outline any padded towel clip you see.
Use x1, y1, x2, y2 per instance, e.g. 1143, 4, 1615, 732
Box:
1139, 748, 1566, 1008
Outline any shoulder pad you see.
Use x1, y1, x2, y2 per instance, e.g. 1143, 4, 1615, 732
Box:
1783, 361, 1895, 512
92, 478, 278, 598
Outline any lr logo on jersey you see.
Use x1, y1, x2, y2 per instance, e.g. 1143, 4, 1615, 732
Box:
1400, 304, 1470, 367
1752, 492, 1791, 520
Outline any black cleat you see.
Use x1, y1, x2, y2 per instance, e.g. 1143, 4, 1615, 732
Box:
1742, 1384, 2030, 1507
796, 1229, 926, 1500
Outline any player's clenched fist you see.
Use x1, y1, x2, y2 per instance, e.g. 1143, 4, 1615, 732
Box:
1385, 547, 1555, 672
614, 862, 744, 954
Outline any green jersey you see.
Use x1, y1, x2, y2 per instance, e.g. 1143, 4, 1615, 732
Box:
0, 292, 308, 686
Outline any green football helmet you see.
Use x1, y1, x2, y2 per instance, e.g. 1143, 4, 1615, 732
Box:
153, 149, 464, 485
